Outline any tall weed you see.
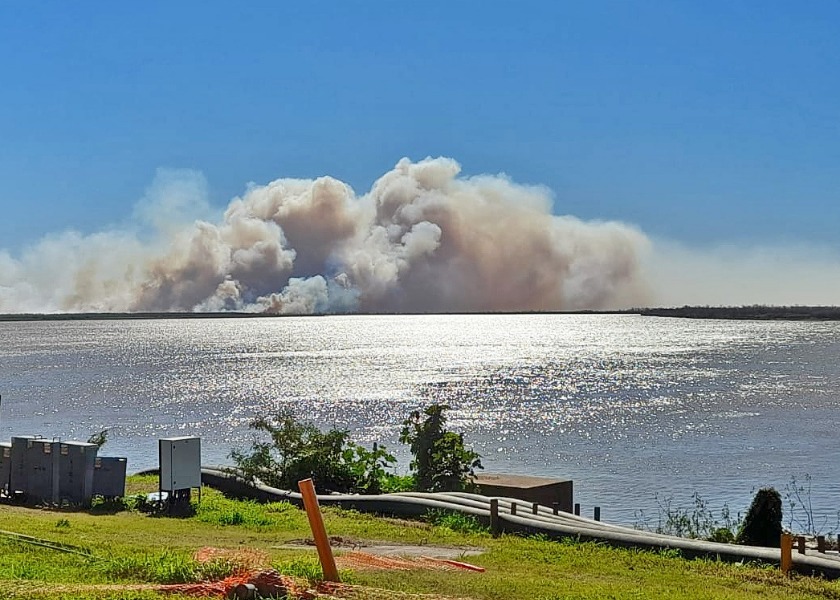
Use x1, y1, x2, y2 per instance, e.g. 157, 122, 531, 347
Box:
634, 492, 740, 542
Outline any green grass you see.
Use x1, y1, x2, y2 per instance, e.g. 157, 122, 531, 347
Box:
1, 476, 840, 599
424, 509, 489, 534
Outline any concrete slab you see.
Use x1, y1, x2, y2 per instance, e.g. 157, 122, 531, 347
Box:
474, 472, 573, 513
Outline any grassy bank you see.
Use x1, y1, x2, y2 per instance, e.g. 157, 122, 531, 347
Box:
1, 476, 840, 599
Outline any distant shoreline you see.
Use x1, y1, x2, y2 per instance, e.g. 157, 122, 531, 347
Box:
638, 306, 840, 321
1, 306, 839, 322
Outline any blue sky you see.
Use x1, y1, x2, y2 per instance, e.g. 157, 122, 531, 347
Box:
1, 1, 839, 254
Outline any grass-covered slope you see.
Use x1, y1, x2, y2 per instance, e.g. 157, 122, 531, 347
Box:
1, 476, 839, 599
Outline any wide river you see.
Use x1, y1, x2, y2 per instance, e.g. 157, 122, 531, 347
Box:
2, 314, 839, 526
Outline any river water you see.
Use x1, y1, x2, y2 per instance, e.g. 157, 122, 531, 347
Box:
2, 314, 839, 526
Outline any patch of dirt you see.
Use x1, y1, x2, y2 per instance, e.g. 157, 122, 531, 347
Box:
336, 551, 485, 573
279, 537, 483, 559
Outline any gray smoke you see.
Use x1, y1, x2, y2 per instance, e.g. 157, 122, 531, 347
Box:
0, 157, 651, 314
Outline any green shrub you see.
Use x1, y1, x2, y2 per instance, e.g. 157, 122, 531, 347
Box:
400, 404, 482, 492
89, 495, 131, 514
736, 487, 783, 548
87, 429, 108, 449
709, 527, 736, 544
380, 474, 416, 493
230, 411, 395, 494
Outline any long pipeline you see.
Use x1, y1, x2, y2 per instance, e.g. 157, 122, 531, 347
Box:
136, 467, 840, 579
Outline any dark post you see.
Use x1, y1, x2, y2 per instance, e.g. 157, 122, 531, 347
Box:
532, 503, 539, 515
490, 499, 500, 537
594, 506, 601, 521
552, 502, 560, 515
817, 535, 826, 553
797, 536, 806, 554
574, 503, 580, 516
510, 502, 517, 516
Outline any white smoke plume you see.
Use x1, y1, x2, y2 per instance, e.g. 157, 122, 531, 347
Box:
1, 156, 652, 314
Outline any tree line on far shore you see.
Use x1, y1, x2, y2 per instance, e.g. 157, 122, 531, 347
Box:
639, 305, 840, 320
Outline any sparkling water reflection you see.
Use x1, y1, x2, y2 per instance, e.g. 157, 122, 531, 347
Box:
2, 314, 839, 524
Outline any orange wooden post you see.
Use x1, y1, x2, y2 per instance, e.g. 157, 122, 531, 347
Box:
780, 533, 793, 575
298, 478, 340, 582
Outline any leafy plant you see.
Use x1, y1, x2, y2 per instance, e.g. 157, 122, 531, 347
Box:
89, 495, 131, 514
86, 429, 108, 449
379, 473, 416, 493
399, 404, 482, 493
342, 442, 398, 495
736, 487, 782, 548
230, 411, 395, 494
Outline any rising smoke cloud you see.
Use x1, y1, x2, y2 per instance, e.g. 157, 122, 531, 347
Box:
0, 157, 652, 314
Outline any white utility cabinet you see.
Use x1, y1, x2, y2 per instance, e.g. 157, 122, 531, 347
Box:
159, 436, 201, 492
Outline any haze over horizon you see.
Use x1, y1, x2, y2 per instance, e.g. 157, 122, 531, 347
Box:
2, 2, 839, 312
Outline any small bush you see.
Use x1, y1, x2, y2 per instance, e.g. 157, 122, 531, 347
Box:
120, 493, 162, 514
230, 411, 396, 494
90, 496, 131, 514
87, 429, 109, 449
708, 527, 736, 544
736, 487, 783, 548
399, 404, 482, 492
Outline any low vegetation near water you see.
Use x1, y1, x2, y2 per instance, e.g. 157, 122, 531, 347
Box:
230, 403, 482, 495
230, 406, 819, 553
2, 476, 840, 600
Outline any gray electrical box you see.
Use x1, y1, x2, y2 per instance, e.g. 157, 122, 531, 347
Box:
0, 442, 10, 493
159, 436, 201, 492
57, 441, 97, 504
22, 438, 60, 504
93, 456, 127, 498
9, 436, 38, 494
7, 436, 100, 505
